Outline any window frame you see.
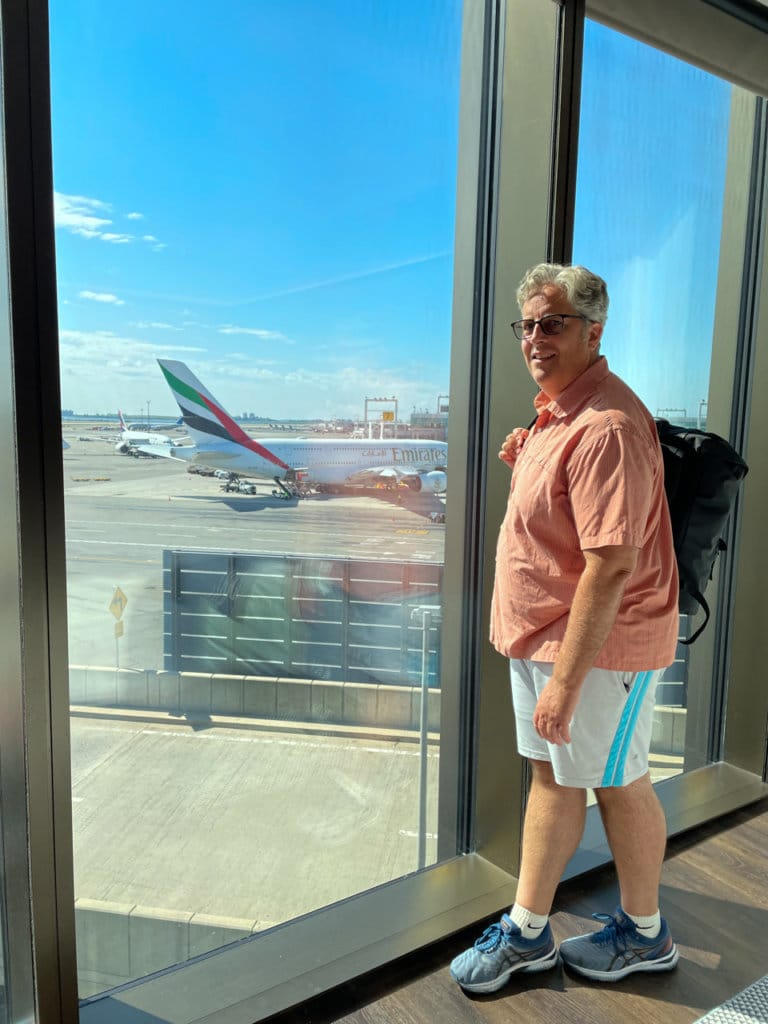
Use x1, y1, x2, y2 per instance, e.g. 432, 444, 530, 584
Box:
2, 0, 766, 1021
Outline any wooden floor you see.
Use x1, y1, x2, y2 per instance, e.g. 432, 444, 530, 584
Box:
271, 796, 768, 1024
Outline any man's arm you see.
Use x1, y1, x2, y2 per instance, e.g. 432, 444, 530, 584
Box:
533, 544, 639, 746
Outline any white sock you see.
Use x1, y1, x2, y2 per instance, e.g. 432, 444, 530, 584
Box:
624, 909, 661, 939
509, 903, 549, 940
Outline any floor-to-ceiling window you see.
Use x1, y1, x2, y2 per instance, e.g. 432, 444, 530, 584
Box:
49, 0, 465, 999
573, 21, 746, 785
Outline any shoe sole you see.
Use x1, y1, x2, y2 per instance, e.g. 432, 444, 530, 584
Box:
561, 944, 679, 982
451, 948, 560, 994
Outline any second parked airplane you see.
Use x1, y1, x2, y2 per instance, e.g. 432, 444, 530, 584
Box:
150, 359, 448, 498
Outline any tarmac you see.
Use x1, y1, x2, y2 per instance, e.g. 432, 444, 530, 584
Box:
62, 428, 445, 993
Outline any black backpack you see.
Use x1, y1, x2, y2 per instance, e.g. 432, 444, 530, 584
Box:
655, 419, 748, 644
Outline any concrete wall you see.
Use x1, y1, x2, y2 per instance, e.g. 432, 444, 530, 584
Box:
75, 898, 262, 997
69, 665, 441, 733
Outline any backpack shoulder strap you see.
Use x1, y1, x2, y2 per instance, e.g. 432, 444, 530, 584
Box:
681, 590, 710, 645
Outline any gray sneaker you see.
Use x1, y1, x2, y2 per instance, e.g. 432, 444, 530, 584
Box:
559, 909, 679, 982
449, 913, 559, 993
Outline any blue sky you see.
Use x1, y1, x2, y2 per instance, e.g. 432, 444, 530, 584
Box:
50, 6, 730, 422
575, 22, 731, 423
51, 0, 461, 420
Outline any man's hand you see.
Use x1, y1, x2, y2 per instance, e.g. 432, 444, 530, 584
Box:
533, 545, 639, 746
498, 427, 529, 468
533, 678, 579, 745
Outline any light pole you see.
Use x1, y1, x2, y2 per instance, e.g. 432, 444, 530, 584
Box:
410, 603, 442, 869
147, 399, 151, 428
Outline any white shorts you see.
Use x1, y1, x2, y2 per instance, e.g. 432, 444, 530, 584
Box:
510, 659, 662, 789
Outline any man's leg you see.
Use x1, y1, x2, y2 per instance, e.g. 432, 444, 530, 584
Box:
593, 771, 666, 916
515, 759, 587, 915
558, 770, 678, 981
449, 758, 582, 993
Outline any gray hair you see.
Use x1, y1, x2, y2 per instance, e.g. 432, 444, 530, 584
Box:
516, 263, 609, 325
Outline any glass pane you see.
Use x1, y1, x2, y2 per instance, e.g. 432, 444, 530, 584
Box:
574, 21, 741, 784
51, 1, 462, 998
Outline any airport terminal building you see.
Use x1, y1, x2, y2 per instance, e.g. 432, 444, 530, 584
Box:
1, 1, 768, 1023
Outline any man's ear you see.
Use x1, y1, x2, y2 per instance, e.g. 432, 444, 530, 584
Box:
587, 321, 603, 351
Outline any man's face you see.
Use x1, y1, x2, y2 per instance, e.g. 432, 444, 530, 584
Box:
520, 285, 603, 400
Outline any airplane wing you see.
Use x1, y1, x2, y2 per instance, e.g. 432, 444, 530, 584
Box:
133, 443, 197, 462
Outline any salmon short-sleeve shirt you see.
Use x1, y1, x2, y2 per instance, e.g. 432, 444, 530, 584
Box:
490, 357, 679, 670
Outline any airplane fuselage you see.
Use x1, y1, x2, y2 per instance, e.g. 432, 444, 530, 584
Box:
117, 430, 177, 451
186, 437, 447, 487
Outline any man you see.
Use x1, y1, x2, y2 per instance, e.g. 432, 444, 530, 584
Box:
450, 263, 680, 993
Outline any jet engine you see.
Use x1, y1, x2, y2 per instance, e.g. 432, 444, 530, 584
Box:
405, 470, 447, 493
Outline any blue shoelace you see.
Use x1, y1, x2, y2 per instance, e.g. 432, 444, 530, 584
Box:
474, 920, 517, 952
588, 912, 635, 948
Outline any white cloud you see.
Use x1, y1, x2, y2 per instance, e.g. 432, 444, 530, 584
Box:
132, 321, 182, 331
218, 325, 289, 340
53, 192, 166, 248
57, 333, 447, 420
79, 290, 125, 305
59, 329, 204, 371
58, 330, 207, 414
54, 193, 111, 237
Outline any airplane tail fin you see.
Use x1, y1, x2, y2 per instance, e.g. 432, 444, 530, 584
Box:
118, 409, 128, 431
157, 359, 289, 470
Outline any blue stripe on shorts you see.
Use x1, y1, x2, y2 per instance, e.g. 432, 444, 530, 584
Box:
600, 670, 653, 787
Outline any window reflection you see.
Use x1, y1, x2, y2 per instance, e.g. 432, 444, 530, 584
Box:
574, 20, 734, 782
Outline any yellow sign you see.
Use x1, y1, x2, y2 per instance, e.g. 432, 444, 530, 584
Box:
114, 621, 124, 639
109, 587, 128, 620
382, 411, 395, 422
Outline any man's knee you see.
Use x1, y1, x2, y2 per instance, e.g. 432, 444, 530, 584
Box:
528, 758, 557, 786
527, 759, 583, 797
594, 771, 653, 804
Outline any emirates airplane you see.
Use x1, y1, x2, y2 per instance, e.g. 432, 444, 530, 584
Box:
147, 359, 447, 499
114, 410, 181, 453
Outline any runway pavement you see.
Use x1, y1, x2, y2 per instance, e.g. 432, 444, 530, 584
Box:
71, 715, 439, 925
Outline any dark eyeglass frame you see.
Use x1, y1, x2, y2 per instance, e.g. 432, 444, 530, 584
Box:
510, 313, 595, 341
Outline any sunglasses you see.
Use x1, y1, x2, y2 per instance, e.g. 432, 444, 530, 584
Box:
510, 313, 595, 341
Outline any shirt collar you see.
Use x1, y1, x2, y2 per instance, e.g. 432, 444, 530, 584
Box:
533, 355, 610, 419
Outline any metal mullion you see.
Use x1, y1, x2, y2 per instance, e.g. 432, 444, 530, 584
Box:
711, 97, 768, 763
548, 0, 586, 263
0, 0, 78, 1019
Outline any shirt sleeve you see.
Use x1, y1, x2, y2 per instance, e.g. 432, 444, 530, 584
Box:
566, 423, 656, 550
